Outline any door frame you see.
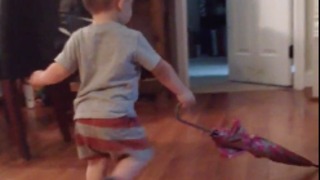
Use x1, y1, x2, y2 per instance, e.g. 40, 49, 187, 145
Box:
174, 0, 190, 86
174, 0, 306, 90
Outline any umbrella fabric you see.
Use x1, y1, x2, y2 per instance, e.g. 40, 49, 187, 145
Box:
210, 120, 319, 168
175, 105, 318, 168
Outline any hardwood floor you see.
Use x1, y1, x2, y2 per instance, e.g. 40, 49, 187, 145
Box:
0, 90, 319, 180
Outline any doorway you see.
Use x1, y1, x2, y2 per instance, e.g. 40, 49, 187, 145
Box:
185, 0, 295, 93
187, 0, 230, 92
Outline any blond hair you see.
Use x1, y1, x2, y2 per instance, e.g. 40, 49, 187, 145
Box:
82, 0, 114, 13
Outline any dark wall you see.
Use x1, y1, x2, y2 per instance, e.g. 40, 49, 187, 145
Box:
0, 0, 91, 80
0, 0, 60, 79
200, 0, 226, 29
0, 0, 168, 80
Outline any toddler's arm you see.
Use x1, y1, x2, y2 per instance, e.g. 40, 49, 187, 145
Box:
152, 59, 196, 108
134, 32, 195, 107
29, 31, 79, 87
29, 63, 71, 87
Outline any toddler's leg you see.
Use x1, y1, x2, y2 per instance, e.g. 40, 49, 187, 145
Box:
110, 148, 154, 180
86, 158, 109, 180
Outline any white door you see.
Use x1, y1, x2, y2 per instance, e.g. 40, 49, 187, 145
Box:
227, 0, 293, 86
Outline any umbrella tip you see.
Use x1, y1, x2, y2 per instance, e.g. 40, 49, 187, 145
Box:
210, 130, 220, 137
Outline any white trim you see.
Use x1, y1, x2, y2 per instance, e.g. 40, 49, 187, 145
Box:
293, 0, 306, 90
174, 0, 190, 87
304, 70, 313, 87
314, 0, 319, 38
312, 0, 319, 98
174, 0, 306, 90
312, 37, 319, 98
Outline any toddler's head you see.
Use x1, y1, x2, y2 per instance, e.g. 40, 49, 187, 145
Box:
82, 0, 133, 24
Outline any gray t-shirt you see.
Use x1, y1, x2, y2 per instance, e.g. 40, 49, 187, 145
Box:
55, 22, 161, 119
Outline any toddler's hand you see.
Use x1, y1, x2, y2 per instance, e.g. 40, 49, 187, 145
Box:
177, 90, 196, 109
28, 70, 44, 87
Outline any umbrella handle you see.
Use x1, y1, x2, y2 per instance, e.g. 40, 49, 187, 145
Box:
175, 104, 214, 134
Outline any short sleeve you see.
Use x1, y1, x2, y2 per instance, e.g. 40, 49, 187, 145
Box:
134, 33, 161, 71
54, 32, 79, 73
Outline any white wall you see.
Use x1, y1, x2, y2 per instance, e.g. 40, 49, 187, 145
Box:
303, 0, 312, 88
305, 0, 318, 89
306, 0, 313, 71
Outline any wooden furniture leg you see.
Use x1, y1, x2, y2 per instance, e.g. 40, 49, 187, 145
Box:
1, 80, 31, 160
46, 80, 74, 142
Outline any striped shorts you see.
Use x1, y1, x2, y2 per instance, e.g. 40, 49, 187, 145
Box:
74, 117, 152, 161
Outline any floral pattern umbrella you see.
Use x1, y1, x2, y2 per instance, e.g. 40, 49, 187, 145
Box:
175, 105, 318, 168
